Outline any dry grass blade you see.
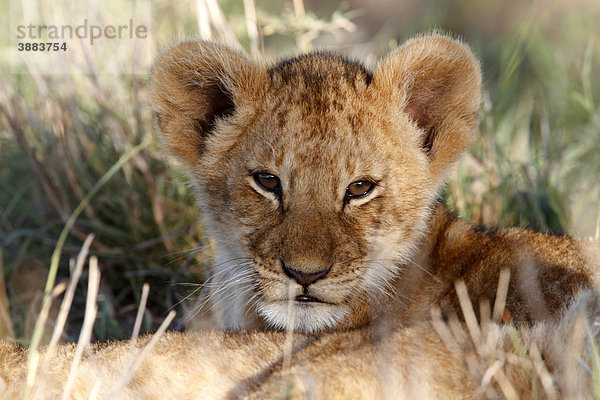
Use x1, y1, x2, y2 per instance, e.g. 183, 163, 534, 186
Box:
131, 283, 150, 342
431, 305, 459, 351
493, 368, 520, 400
594, 205, 600, 240
88, 381, 101, 400
481, 359, 504, 388
107, 310, 176, 398
109, 282, 151, 394
583, 316, 600, 397
282, 283, 296, 374
455, 279, 482, 348
49, 234, 95, 347
243, 0, 260, 57
23, 283, 66, 400
204, 0, 239, 45
479, 298, 491, 327
0, 250, 14, 339
528, 341, 558, 400
61, 256, 101, 400
293, 0, 306, 18
196, 0, 212, 39
492, 269, 511, 324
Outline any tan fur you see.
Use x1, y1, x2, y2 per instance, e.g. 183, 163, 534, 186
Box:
150, 34, 598, 333
0, 291, 598, 399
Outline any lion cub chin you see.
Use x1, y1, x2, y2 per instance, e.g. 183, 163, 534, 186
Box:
151, 34, 598, 333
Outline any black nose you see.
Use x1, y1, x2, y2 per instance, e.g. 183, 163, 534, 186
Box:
282, 262, 330, 286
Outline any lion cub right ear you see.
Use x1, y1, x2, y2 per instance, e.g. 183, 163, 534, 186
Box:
373, 35, 482, 186
151, 41, 267, 166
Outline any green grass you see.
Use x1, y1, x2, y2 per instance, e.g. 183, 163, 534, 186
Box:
0, 0, 598, 344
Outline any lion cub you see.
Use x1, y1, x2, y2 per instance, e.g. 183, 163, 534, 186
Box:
151, 34, 599, 333
1, 33, 599, 400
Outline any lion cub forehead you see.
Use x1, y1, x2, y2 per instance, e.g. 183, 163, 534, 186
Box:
267, 52, 373, 91
258, 52, 379, 143
248, 64, 383, 175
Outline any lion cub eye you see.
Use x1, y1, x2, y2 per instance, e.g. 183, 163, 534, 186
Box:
345, 180, 375, 200
253, 172, 282, 195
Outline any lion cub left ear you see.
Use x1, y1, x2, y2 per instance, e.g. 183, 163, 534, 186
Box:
373, 34, 482, 183
151, 40, 267, 167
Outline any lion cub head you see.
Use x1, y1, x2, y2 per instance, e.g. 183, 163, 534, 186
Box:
151, 34, 481, 333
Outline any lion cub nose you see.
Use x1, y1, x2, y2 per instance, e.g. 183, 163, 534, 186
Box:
282, 262, 330, 286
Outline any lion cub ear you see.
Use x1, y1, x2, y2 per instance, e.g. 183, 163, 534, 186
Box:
373, 34, 482, 182
151, 40, 267, 166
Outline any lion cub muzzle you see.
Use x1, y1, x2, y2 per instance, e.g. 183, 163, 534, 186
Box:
282, 261, 331, 301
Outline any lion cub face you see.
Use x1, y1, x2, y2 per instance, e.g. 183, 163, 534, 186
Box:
151, 35, 481, 332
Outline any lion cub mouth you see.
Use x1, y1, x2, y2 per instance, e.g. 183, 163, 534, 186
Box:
295, 294, 323, 303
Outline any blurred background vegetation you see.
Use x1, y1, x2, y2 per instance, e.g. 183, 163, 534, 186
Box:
0, 0, 598, 343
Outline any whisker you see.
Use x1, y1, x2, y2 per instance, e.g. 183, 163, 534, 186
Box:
204, 256, 254, 269
408, 259, 442, 284
185, 273, 255, 323
172, 282, 203, 287
172, 259, 255, 313
362, 257, 442, 285
182, 268, 256, 320
348, 261, 410, 306
169, 283, 205, 311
